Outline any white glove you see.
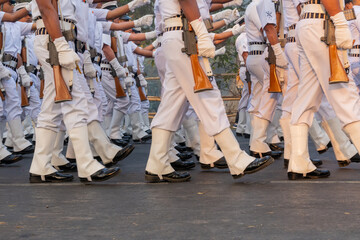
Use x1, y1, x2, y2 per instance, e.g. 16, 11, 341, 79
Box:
83, 51, 97, 78
231, 24, 245, 36
151, 38, 159, 48
125, 74, 134, 87
215, 47, 226, 56
25, 1, 32, 12
0, 62, 11, 80
152, 49, 157, 58
128, 0, 150, 12
331, 12, 353, 49
17, 66, 32, 87
190, 18, 215, 58
134, 14, 154, 28
212, 9, 232, 22
110, 58, 126, 78
54, 37, 80, 70
272, 43, 288, 69
120, 79, 126, 90
138, 74, 147, 87
224, 9, 240, 25
145, 31, 157, 40
223, 0, 243, 8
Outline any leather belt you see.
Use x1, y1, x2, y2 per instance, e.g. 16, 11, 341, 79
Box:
353, 45, 360, 49
35, 27, 48, 35
288, 24, 296, 30
240, 64, 246, 67
349, 53, 360, 57
164, 26, 183, 32
302, 0, 321, 5
249, 50, 263, 55
300, 12, 326, 20
249, 41, 266, 45
101, 67, 112, 72
287, 37, 296, 43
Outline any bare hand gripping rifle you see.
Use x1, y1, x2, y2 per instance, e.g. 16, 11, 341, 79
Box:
110, 31, 127, 98
181, 16, 213, 93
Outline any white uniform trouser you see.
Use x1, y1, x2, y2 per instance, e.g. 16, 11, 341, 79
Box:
289, 18, 360, 173
151, 31, 229, 135
246, 54, 263, 115
349, 56, 360, 91
22, 73, 41, 122
29, 35, 103, 177
0, 102, 11, 160
236, 67, 250, 134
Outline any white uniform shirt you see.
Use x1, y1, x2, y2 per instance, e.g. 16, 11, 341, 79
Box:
23, 34, 38, 66
283, 0, 300, 28
245, 0, 264, 44
3, 22, 33, 57
197, 0, 211, 19
235, 33, 248, 63
154, 0, 164, 36
32, 0, 77, 22
0, 11, 5, 23
158, 0, 181, 20
349, 6, 360, 46
124, 41, 139, 73
256, 0, 277, 29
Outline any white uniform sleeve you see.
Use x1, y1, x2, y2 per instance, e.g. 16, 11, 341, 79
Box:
119, 31, 131, 44
18, 22, 34, 36
129, 41, 138, 53
0, 11, 5, 23
91, 8, 109, 21
102, 33, 111, 47
292, 0, 300, 8
101, 21, 112, 34
257, 0, 277, 29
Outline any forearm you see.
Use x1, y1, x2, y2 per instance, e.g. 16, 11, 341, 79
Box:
102, 44, 116, 61
134, 48, 153, 58
128, 33, 146, 41
143, 44, 155, 51
209, 3, 224, 12
106, 5, 130, 20
210, 20, 226, 31
2, 8, 29, 22
110, 22, 135, 31
36, 0, 62, 39
264, 24, 279, 45
213, 31, 232, 40
321, 0, 341, 16
179, 0, 201, 22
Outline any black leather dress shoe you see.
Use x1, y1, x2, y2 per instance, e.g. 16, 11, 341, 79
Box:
284, 158, 323, 168
279, 136, 284, 142
288, 169, 330, 180
236, 132, 243, 136
145, 171, 191, 183
178, 142, 186, 147
175, 145, 187, 153
269, 143, 284, 152
171, 159, 196, 170
145, 129, 152, 135
133, 134, 152, 143
200, 157, 228, 169
232, 156, 274, 179
25, 133, 33, 140
317, 142, 332, 154
55, 162, 77, 172
15, 145, 34, 154
110, 139, 128, 147
338, 160, 351, 167
250, 150, 282, 159
350, 153, 360, 162
105, 144, 135, 167
0, 154, 23, 165
79, 167, 121, 183
123, 133, 132, 137
177, 152, 193, 160
67, 158, 76, 163
29, 172, 74, 183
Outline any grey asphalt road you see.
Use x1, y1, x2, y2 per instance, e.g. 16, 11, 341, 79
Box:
1, 133, 360, 240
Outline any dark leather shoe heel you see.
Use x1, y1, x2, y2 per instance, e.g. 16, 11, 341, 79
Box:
106, 144, 135, 167
200, 157, 228, 169
144, 172, 162, 183
29, 172, 74, 183
171, 159, 195, 170
145, 171, 191, 183
288, 169, 330, 180
79, 167, 121, 183
0, 154, 23, 165
15, 145, 34, 154
287, 172, 304, 180
244, 156, 274, 174
338, 160, 351, 167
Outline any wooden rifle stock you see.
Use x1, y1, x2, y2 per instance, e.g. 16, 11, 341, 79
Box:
182, 17, 213, 93
21, 86, 29, 107
0, 90, 5, 101
138, 86, 147, 101
246, 70, 251, 95
53, 65, 72, 102
113, 75, 127, 98
39, 68, 44, 99
267, 46, 282, 93
247, 81, 252, 95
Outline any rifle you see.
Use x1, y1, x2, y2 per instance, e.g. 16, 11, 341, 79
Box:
246, 70, 251, 95
20, 40, 29, 107
181, 16, 213, 93
46, 0, 72, 103
0, 26, 5, 101
39, 68, 44, 99
136, 58, 147, 101
47, 40, 72, 102
110, 31, 126, 98
266, 45, 282, 93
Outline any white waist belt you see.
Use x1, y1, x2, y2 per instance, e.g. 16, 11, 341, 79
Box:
349, 49, 360, 55
301, 4, 325, 15
249, 44, 266, 52
35, 19, 74, 32
164, 17, 183, 29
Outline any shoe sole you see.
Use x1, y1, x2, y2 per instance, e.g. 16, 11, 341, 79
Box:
200, 164, 228, 170
172, 164, 196, 171
244, 157, 275, 175
338, 161, 351, 168
145, 174, 191, 183
80, 169, 121, 183
116, 145, 135, 162
29, 176, 74, 183
1, 158, 23, 165
287, 172, 330, 180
